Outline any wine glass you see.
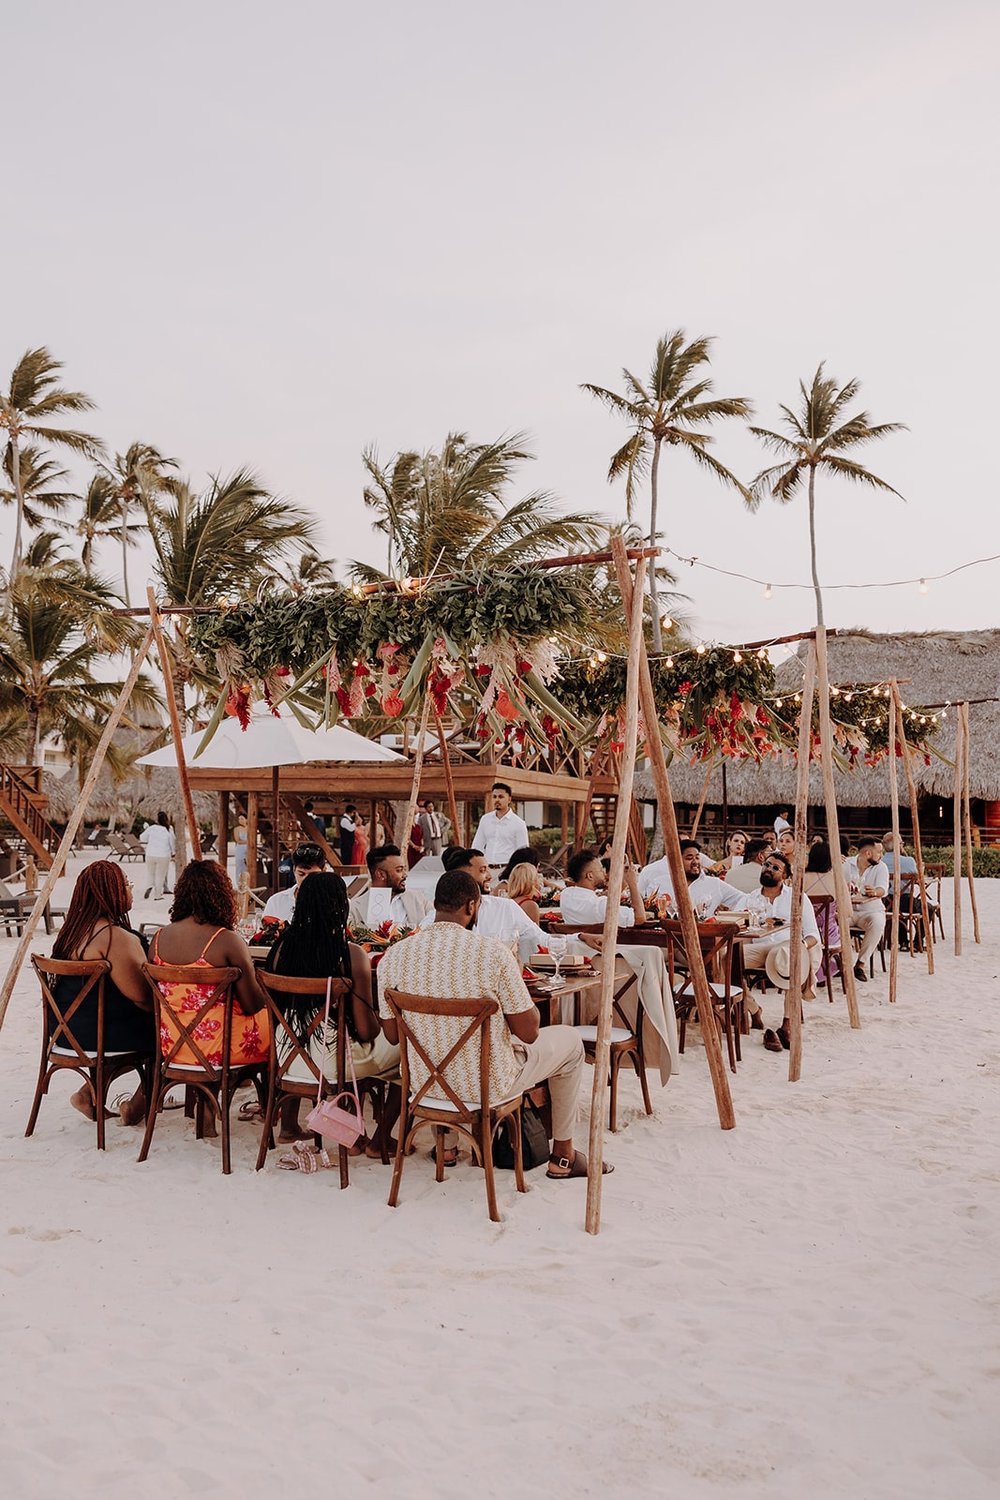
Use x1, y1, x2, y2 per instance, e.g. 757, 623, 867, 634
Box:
549, 934, 568, 984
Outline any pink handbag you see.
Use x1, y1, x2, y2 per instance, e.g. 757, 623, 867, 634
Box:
304, 978, 365, 1147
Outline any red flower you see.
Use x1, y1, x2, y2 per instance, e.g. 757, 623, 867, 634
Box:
678, 681, 693, 696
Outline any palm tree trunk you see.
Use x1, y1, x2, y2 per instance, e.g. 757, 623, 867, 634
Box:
121, 498, 131, 606
649, 437, 663, 652
807, 467, 823, 628
9, 431, 24, 581
26, 704, 41, 767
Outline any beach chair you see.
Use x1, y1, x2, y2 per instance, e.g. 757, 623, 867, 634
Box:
138, 963, 266, 1175
0, 880, 63, 936
25, 956, 152, 1151
382, 989, 527, 1223
254, 972, 391, 1182
663, 920, 741, 1074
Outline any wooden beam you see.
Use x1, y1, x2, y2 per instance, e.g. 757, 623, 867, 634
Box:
147, 588, 201, 860
953, 715, 963, 957
400, 688, 434, 853
217, 791, 229, 870
887, 685, 902, 1005
435, 708, 461, 848
960, 702, 980, 943
892, 683, 934, 977
813, 627, 861, 1028
0, 625, 157, 1035
786, 641, 816, 1082
246, 792, 259, 891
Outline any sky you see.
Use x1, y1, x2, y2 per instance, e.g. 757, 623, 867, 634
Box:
3, 0, 998, 647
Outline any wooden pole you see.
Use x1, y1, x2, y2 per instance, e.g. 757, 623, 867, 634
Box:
690, 761, 714, 841
786, 642, 816, 1082
217, 791, 229, 871
892, 684, 934, 976
960, 702, 980, 943
887, 686, 902, 1005
953, 714, 963, 957
146, 588, 201, 861
271, 764, 281, 891
813, 627, 861, 1028
585, 547, 647, 1234
434, 709, 461, 848
0, 625, 156, 1035
400, 687, 434, 854
246, 792, 259, 890
611, 538, 736, 1132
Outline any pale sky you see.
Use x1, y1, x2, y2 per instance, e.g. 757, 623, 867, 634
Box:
4, 0, 998, 646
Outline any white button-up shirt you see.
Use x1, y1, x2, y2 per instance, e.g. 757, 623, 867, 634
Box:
745, 884, 821, 947
638, 860, 750, 917
420, 892, 547, 960
471, 809, 530, 866
559, 886, 635, 928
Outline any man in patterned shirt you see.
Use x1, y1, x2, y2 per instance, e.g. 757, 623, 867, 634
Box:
378, 870, 611, 1179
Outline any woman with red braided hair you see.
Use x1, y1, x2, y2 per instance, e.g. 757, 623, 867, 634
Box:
51, 860, 155, 1124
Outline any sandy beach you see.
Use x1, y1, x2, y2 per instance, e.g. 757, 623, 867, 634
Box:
0, 856, 996, 1499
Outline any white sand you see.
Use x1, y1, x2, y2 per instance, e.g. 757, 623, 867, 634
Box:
0, 857, 996, 1499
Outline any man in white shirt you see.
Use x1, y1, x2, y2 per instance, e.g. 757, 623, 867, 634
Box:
559, 849, 646, 930
740, 851, 821, 1046
472, 782, 530, 867
843, 837, 889, 982
638, 841, 752, 918
349, 845, 431, 930
140, 812, 176, 900
774, 809, 791, 837
262, 844, 326, 923
420, 846, 570, 960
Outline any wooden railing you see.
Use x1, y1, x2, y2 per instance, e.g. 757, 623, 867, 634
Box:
0, 764, 60, 868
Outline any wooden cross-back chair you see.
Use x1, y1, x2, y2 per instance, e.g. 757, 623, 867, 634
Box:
662, 919, 741, 1073
138, 962, 267, 1174
255, 971, 390, 1184
923, 863, 947, 940
895, 872, 936, 953
26, 956, 152, 1150
381, 989, 527, 1223
808, 895, 847, 1000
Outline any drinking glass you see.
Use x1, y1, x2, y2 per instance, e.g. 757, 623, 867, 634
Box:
548, 934, 568, 984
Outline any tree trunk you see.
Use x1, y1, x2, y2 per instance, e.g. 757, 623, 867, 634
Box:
808, 467, 823, 628
121, 497, 131, 606
649, 436, 663, 652
27, 704, 41, 767
9, 431, 24, 581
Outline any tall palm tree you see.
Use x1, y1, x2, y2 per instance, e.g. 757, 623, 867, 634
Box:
261, 546, 340, 596
0, 347, 103, 582
0, 534, 156, 765
582, 331, 752, 648
357, 431, 607, 581
63, 472, 139, 573
100, 442, 178, 605
747, 364, 905, 629
1, 445, 78, 538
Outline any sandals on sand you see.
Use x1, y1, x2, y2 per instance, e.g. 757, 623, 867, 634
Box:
278, 1142, 335, 1173
546, 1151, 614, 1180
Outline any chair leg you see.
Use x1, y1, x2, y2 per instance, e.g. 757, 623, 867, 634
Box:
255, 1070, 279, 1172
24, 1066, 49, 1139
634, 1049, 653, 1115
434, 1126, 446, 1183
220, 1083, 232, 1175
608, 1053, 620, 1133
511, 1109, 526, 1194
337, 1141, 350, 1190
387, 1104, 409, 1208
137, 1068, 165, 1163
481, 1115, 501, 1222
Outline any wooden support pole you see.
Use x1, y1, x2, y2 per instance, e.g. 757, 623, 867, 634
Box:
892, 684, 934, 977
786, 642, 816, 1082
400, 688, 434, 855
611, 538, 735, 1132
953, 714, 963, 957
887, 686, 902, 1005
690, 761, 714, 841
146, 588, 201, 861
0, 625, 157, 1035
960, 702, 980, 943
813, 627, 861, 1028
585, 547, 647, 1234
217, 792, 229, 871
271, 765, 281, 892
435, 709, 461, 849
246, 792, 259, 891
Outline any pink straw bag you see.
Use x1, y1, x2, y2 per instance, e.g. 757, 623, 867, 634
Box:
305, 978, 365, 1147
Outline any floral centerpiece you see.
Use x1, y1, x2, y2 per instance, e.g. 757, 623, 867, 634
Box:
347, 920, 415, 966
249, 915, 285, 948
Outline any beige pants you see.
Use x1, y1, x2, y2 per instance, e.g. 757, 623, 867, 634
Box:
851, 904, 885, 966
442, 1024, 585, 1147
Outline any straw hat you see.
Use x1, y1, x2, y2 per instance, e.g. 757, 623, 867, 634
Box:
764, 940, 815, 991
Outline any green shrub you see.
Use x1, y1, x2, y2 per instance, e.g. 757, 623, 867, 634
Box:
921, 845, 1000, 879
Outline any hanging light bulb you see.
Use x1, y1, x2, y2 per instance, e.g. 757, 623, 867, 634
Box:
844, 693, 853, 703
665, 656, 674, 668
764, 583, 773, 599
830, 685, 839, 697
597, 652, 607, 663
757, 648, 768, 661
775, 698, 783, 708
733, 651, 742, 664
919, 578, 929, 594
661, 615, 674, 630
696, 643, 707, 655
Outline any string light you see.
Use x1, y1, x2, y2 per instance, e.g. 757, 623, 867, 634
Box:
732, 651, 742, 663
919, 579, 929, 594
763, 583, 773, 599
661, 615, 674, 630
696, 643, 707, 655
665, 656, 674, 668
666, 545, 1000, 593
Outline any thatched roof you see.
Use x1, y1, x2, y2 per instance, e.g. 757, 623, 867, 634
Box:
634, 629, 1000, 809
43, 765, 216, 826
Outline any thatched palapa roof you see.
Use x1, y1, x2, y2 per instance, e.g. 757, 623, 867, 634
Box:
634, 629, 1000, 809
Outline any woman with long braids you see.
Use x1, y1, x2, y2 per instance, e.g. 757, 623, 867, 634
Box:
50, 860, 155, 1125
266, 871, 399, 1160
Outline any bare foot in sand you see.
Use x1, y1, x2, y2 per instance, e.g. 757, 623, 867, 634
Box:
278, 1124, 314, 1143
71, 1087, 114, 1122
118, 1092, 146, 1126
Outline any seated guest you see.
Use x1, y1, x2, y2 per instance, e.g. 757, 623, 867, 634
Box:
268, 870, 399, 1157
725, 838, 770, 893
262, 843, 326, 924
560, 849, 646, 928
49, 860, 155, 1126
803, 841, 841, 986
149, 861, 271, 1091
638, 841, 750, 916
378, 870, 610, 1179
495, 846, 540, 891
740, 852, 821, 1048
504, 861, 543, 925
349, 844, 431, 930
842, 837, 889, 982
776, 826, 798, 865
421, 847, 578, 956
719, 831, 747, 871
882, 833, 936, 948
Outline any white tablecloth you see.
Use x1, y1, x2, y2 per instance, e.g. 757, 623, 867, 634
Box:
556, 942, 678, 1086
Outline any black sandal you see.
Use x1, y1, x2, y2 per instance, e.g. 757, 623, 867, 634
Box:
546, 1151, 614, 1179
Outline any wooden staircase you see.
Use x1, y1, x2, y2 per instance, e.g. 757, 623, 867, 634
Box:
0, 764, 61, 869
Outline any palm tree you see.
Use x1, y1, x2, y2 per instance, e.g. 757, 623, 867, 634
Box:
1, 445, 78, 538
356, 431, 608, 581
64, 472, 137, 573
261, 546, 340, 596
0, 347, 103, 582
747, 364, 905, 630
99, 442, 178, 605
0, 534, 157, 765
582, 331, 752, 648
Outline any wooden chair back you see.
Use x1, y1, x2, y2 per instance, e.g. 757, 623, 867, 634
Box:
382, 989, 497, 1120
257, 972, 351, 1098
141, 962, 241, 1077
31, 955, 110, 1066
661, 919, 736, 994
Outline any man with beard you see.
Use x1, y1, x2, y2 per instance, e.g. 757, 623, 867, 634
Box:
740, 851, 821, 1050
638, 840, 751, 917
349, 844, 431, 930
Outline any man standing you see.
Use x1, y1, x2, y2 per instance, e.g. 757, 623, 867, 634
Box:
843, 837, 889, 982
339, 806, 358, 865
378, 870, 608, 1179
740, 851, 821, 1049
349, 844, 431, 929
261, 843, 326, 923
472, 782, 530, 867
416, 799, 445, 857
774, 808, 792, 838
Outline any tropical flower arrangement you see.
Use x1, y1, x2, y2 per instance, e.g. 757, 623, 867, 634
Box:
347, 920, 416, 954
249, 915, 285, 948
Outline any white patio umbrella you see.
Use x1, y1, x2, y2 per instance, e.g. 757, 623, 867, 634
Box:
138, 707, 406, 882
